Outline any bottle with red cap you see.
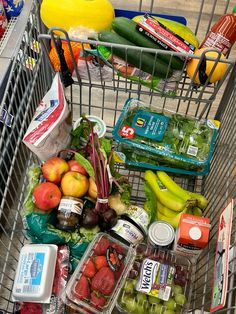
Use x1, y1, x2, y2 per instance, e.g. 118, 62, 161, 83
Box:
200, 5, 236, 55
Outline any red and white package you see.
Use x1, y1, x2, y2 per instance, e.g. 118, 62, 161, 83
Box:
23, 73, 72, 161
0, 0, 7, 39
14, 245, 70, 314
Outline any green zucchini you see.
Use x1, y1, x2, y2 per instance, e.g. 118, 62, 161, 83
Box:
98, 30, 173, 78
112, 17, 184, 70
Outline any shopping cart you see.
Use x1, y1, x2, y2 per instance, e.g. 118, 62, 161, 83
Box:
0, 0, 235, 313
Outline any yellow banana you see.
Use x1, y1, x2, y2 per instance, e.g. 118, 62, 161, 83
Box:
156, 171, 199, 208
188, 192, 208, 209
157, 200, 178, 218
144, 170, 186, 212
156, 171, 191, 201
157, 207, 188, 229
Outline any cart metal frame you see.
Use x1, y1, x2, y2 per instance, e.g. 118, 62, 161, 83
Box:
0, 0, 235, 313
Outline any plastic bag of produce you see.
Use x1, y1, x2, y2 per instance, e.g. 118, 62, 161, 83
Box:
113, 98, 220, 176
72, 47, 113, 81
77, 46, 182, 96
23, 73, 72, 162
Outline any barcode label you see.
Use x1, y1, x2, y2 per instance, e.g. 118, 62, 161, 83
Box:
187, 145, 198, 157
23, 285, 40, 294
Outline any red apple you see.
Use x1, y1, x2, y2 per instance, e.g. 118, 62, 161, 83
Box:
88, 177, 97, 199
42, 157, 69, 184
67, 159, 88, 176
33, 182, 61, 211
61, 171, 89, 198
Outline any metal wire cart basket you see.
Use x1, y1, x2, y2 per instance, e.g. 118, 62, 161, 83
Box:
0, 0, 235, 313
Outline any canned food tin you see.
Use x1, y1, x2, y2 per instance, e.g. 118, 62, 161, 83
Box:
110, 218, 145, 246
148, 221, 175, 249
57, 196, 83, 231
124, 205, 149, 234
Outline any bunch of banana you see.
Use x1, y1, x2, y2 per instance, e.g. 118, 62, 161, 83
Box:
144, 170, 208, 229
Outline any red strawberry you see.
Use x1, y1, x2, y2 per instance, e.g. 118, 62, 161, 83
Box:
114, 261, 125, 280
83, 258, 96, 278
94, 256, 108, 270
111, 243, 125, 254
74, 275, 90, 301
91, 267, 115, 295
91, 291, 107, 309
93, 237, 110, 255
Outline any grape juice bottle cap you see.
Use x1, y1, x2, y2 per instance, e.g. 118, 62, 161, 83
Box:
189, 226, 202, 240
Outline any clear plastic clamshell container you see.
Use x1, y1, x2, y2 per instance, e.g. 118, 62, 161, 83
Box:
116, 243, 193, 314
64, 233, 135, 314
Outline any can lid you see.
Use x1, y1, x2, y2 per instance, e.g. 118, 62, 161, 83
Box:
148, 221, 175, 246
189, 226, 202, 240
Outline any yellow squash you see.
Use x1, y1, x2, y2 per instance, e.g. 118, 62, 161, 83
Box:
40, 0, 115, 32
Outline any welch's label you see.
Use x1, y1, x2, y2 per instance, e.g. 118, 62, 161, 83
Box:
136, 258, 160, 293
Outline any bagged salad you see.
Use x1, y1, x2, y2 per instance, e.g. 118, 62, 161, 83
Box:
112, 98, 219, 176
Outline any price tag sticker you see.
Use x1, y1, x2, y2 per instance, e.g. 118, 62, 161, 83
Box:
119, 125, 136, 139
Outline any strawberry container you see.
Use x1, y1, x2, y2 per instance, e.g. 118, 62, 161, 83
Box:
116, 243, 193, 314
64, 233, 135, 314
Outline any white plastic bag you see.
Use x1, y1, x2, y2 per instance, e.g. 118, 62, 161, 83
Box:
23, 73, 72, 161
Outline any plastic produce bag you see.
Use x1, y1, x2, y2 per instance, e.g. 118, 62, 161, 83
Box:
21, 165, 90, 263
97, 46, 182, 96
23, 73, 72, 161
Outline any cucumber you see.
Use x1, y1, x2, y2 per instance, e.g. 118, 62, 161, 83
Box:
112, 17, 184, 70
98, 30, 173, 78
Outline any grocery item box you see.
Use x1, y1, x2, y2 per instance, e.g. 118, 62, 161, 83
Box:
64, 233, 135, 314
113, 98, 219, 176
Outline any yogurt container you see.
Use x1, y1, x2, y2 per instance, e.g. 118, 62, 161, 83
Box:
111, 218, 145, 246
12, 244, 58, 303
148, 221, 175, 249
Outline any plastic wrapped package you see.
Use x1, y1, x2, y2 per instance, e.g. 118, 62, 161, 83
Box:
113, 98, 219, 176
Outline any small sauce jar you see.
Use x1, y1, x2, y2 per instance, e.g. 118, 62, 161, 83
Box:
110, 216, 146, 246
57, 196, 83, 231
148, 221, 175, 249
